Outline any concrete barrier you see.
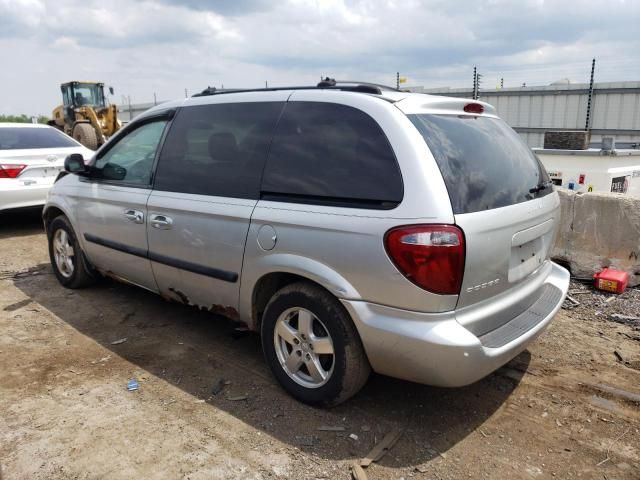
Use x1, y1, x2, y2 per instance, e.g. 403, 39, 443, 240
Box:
552, 189, 640, 287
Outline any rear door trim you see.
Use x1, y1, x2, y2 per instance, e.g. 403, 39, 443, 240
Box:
83, 233, 238, 283
84, 233, 148, 258
147, 251, 238, 283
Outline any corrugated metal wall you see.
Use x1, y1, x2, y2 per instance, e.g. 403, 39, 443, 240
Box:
418, 81, 640, 148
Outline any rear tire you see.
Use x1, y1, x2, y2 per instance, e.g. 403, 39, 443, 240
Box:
73, 123, 98, 150
47, 215, 97, 289
261, 282, 370, 407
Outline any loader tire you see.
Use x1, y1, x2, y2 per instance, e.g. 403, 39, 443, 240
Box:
73, 123, 98, 150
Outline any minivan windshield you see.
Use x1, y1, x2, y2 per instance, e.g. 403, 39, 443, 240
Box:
409, 114, 551, 214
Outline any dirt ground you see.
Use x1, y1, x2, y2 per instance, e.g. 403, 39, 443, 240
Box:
1, 209, 639, 480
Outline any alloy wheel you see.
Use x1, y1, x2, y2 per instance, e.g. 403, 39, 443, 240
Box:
273, 307, 335, 388
53, 229, 75, 278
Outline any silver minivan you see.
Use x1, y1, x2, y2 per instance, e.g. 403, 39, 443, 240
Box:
44, 81, 569, 406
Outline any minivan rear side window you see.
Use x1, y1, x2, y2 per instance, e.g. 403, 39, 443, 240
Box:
409, 114, 552, 214
154, 102, 284, 199
261, 102, 403, 209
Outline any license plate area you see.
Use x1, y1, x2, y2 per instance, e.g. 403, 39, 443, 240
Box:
509, 237, 544, 282
21, 166, 63, 180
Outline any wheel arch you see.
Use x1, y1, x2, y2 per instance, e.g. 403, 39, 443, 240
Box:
43, 204, 70, 235
42, 200, 85, 250
242, 254, 362, 331
251, 272, 314, 331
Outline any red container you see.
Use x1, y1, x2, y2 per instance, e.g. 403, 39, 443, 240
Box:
594, 268, 629, 294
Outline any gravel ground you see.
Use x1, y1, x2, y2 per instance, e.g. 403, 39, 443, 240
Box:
564, 279, 640, 330
1, 209, 639, 479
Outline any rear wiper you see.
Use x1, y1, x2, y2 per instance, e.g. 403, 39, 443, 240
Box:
529, 180, 552, 194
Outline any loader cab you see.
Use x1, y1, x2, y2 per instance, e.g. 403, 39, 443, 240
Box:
61, 82, 107, 110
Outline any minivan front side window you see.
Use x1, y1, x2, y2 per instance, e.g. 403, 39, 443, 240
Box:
93, 120, 168, 185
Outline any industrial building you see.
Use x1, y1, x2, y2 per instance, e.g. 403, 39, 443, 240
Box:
412, 80, 640, 148
117, 101, 158, 123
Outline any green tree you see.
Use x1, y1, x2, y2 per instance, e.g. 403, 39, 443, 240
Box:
0, 114, 50, 124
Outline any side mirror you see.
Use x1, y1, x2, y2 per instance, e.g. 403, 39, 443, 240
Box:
64, 154, 87, 174
109, 86, 115, 95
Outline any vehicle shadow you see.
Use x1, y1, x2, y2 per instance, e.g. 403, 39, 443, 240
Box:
12, 264, 530, 467
0, 208, 44, 239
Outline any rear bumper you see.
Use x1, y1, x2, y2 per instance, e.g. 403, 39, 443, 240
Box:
0, 180, 53, 211
341, 261, 569, 387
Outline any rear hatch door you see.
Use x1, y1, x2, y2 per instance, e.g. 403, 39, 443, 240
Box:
406, 108, 558, 332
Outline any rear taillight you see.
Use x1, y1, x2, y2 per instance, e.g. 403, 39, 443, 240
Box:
385, 224, 465, 295
0, 164, 27, 178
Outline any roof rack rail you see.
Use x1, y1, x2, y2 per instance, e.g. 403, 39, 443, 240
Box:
326, 78, 399, 92
192, 78, 399, 97
193, 86, 217, 97
317, 77, 337, 87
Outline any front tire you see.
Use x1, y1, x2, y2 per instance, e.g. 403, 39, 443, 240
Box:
261, 282, 370, 407
47, 215, 97, 289
73, 123, 98, 150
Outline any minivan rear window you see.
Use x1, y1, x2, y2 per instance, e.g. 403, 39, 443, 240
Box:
409, 114, 551, 214
262, 102, 403, 209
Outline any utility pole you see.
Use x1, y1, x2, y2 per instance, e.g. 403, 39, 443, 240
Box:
153, 92, 157, 106
184, 88, 188, 98
585, 58, 596, 131
472, 67, 483, 99
472, 66, 477, 100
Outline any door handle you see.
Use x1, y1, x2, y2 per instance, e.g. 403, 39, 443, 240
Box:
123, 209, 144, 224
150, 213, 173, 229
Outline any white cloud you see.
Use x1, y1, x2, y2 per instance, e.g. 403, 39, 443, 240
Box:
0, 0, 45, 30
0, 0, 639, 115
52, 36, 80, 49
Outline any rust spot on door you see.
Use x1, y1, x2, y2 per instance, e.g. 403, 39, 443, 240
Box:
168, 287, 190, 305
163, 288, 240, 321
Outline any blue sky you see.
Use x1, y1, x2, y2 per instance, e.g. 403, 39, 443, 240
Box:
2, 0, 639, 115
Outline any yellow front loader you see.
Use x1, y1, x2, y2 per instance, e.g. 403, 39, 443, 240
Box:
50, 81, 121, 150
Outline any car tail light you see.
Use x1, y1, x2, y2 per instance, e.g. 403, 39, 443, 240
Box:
0, 164, 27, 178
385, 225, 465, 295
463, 103, 484, 114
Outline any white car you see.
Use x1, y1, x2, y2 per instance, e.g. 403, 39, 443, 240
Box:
0, 123, 93, 212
